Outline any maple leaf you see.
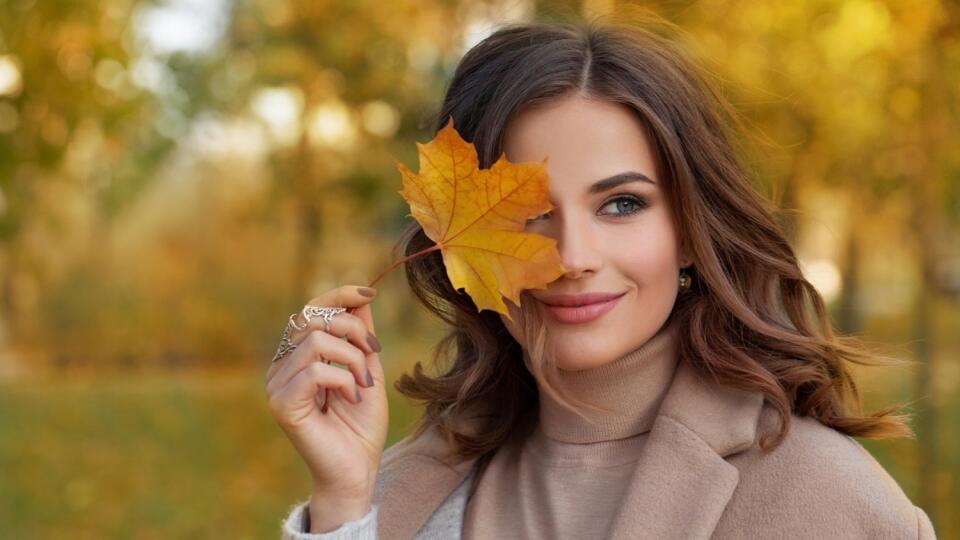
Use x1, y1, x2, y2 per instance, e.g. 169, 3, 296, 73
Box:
394, 116, 566, 321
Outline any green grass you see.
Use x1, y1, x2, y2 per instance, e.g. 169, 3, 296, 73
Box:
0, 371, 423, 539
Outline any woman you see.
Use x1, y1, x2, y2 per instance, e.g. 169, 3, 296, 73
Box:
266, 20, 936, 539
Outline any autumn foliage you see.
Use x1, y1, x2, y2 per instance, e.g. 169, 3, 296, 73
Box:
394, 117, 566, 320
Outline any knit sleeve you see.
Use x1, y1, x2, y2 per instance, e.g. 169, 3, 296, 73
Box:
916, 505, 937, 540
281, 499, 378, 540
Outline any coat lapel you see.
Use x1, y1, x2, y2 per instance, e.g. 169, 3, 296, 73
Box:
606, 359, 765, 539
375, 358, 765, 540
373, 424, 477, 540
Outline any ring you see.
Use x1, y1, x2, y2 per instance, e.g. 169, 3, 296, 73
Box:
301, 306, 347, 333
270, 306, 347, 363
271, 322, 297, 363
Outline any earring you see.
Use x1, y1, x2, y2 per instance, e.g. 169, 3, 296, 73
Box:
679, 269, 692, 290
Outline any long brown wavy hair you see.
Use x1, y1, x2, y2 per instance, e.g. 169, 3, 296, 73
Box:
392, 18, 914, 465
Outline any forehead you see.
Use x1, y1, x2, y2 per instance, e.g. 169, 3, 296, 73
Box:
502, 95, 658, 192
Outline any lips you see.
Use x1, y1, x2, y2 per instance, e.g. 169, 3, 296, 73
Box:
537, 291, 626, 307
537, 291, 626, 324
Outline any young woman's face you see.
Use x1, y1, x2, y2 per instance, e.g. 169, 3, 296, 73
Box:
498, 94, 690, 370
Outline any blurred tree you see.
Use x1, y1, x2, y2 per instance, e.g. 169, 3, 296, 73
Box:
189, 0, 464, 303
0, 0, 181, 363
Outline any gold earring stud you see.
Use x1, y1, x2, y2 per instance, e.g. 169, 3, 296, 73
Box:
679, 271, 691, 290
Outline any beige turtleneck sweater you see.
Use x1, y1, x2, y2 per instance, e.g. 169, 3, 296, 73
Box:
461, 318, 680, 539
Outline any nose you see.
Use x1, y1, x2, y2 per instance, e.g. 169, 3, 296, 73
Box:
551, 211, 603, 280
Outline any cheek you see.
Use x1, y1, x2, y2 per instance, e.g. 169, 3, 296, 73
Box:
616, 226, 680, 321
612, 214, 680, 287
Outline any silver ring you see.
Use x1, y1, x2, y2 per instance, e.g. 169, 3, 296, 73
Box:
271, 321, 297, 363
270, 306, 347, 363
288, 312, 307, 332
302, 306, 347, 333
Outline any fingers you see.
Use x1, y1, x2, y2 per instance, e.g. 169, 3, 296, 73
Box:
289, 310, 381, 356
294, 285, 378, 329
336, 302, 382, 389
266, 284, 379, 385
269, 360, 362, 426
352, 302, 377, 338
268, 330, 372, 396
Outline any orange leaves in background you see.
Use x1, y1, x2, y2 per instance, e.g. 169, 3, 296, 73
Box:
394, 117, 566, 321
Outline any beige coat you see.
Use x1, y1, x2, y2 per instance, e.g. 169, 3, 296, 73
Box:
370, 359, 937, 539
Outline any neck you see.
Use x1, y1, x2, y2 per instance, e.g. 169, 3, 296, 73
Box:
525, 317, 681, 444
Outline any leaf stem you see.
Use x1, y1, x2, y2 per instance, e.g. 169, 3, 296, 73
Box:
364, 244, 443, 288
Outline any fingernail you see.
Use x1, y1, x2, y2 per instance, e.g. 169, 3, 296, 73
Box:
366, 334, 382, 353
358, 287, 377, 297
354, 387, 363, 403
365, 368, 374, 387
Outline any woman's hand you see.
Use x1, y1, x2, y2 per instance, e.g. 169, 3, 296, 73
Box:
265, 285, 388, 527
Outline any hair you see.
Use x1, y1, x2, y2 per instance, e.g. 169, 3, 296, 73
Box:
391, 17, 915, 467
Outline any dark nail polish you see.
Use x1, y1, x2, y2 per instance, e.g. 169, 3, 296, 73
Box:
366, 334, 382, 352
355, 387, 362, 403
365, 368, 374, 387
358, 287, 377, 297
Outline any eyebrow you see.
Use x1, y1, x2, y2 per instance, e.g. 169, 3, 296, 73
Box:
588, 172, 656, 194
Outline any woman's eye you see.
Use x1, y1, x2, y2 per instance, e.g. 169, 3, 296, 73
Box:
599, 195, 646, 218
525, 195, 647, 224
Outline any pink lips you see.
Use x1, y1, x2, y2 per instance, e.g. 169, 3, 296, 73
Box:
539, 292, 626, 324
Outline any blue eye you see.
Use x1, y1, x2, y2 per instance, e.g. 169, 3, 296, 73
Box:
525, 194, 647, 224
599, 195, 647, 218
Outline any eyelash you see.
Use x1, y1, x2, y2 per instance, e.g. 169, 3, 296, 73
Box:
600, 194, 648, 218
526, 194, 648, 223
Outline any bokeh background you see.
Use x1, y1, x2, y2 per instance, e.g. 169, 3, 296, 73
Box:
1, 0, 957, 538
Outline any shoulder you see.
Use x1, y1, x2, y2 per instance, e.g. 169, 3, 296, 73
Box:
378, 424, 459, 469
724, 403, 935, 538
373, 426, 451, 491
369, 425, 479, 538
372, 423, 476, 503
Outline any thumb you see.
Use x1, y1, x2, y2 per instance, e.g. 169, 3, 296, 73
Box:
353, 302, 376, 336
352, 302, 385, 384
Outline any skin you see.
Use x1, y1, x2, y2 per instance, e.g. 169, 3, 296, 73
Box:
498, 93, 692, 371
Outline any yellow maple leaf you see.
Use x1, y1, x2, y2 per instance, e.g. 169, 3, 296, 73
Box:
395, 116, 567, 321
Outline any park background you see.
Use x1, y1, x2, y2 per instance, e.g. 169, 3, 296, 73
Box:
1, 0, 957, 538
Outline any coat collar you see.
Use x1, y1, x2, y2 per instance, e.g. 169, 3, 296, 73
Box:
373, 358, 766, 540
